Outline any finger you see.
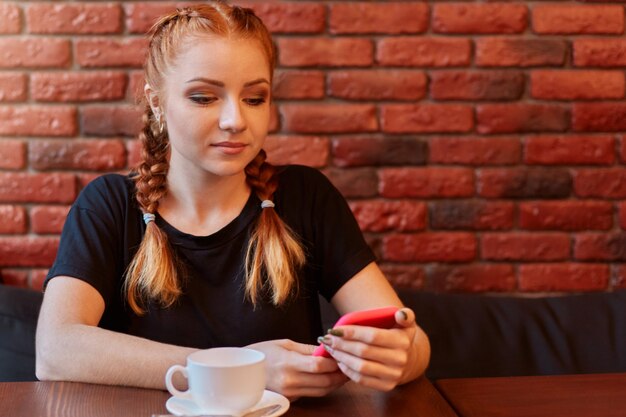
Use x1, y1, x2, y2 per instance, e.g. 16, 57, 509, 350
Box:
288, 369, 349, 389
325, 345, 404, 381
336, 361, 398, 392
395, 307, 415, 328
285, 351, 342, 375
330, 326, 411, 350
321, 336, 408, 367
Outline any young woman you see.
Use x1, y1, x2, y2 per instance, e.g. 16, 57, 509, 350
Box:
36, 2, 430, 399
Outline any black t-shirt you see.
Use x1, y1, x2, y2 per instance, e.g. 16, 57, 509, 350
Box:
46, 165, 375, 348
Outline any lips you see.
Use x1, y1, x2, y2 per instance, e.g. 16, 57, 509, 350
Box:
211, 141, 247, 155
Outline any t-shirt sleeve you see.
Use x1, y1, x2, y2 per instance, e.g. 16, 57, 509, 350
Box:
45, 176, 127, 304
281, 166, 376, 301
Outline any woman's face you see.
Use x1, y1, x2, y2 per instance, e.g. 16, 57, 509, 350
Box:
160, 36, 271, 180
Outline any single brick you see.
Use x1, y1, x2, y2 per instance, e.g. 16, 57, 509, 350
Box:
272, 70, 324, 100
533, 5, 624, 35
520, 201, 613, 231
381, 104, 473, 133
429, 137, 521, 165
379, 264, 426, 289
0, 173, 76, 203
482, 233, 570, 261
429, 201, 514, 230
383, 233, 477, 262
32, 71, 127, 102
278, 38, 373, 67
349, 200, 426, 232
29, 139, 127, 171
0, 38, 71, 68
0, 3, 21, 34
30, 205, 71, 234
574, 168, 626, 198
531, 70, 625, 100
26, 3, 122, 34
477, 104, 569, 134
476, 38, 567, 67
430, 71, 524, 101
525, 135, 615, 165
519, 263, 609, 292
428, 264, 516, 292
574, 39, 626, 67
332, 136, 427, 167
76, 38, 148, 68
575, 233, 626, 261
0, 205, 27, 234
433, 3, 527, 34
328, 70, 427, 101
573, 103, 626, 132
0, 106, 77, 137
323, 168, 378, 198
81, 105, 143, 137
241, 2, 326, 34
281, 104, 377, 134
377, 38, 471, 67
0, 270, 28, 287
0, 73, 27, 102
478, 168, 572, 198
264, 135, 329, 168
330, 2, 428, 34
0, 140, 26, 169
380, 167, 474, 198
0, 237, 59, 267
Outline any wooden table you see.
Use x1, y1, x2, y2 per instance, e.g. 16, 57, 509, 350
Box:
436, 372, 626, 417
0, 377, 457, 417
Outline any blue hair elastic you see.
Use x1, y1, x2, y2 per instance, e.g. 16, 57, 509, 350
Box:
143, 213, 156, 224
261, 200, 275, 209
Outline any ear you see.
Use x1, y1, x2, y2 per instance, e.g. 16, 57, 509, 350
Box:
144, 83, 160, 116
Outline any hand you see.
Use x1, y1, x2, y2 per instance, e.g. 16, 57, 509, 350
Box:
246, 339, 349, 400
319, 307, 416, 391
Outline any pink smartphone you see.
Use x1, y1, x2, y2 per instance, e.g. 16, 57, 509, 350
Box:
312, 306, 400, 357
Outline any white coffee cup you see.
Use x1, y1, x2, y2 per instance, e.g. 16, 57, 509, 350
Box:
165, 347, 266, 415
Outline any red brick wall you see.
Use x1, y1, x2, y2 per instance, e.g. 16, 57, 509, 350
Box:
1, 1, 625, 294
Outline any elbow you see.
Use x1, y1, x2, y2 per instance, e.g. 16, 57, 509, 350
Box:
35, 327, 65, 382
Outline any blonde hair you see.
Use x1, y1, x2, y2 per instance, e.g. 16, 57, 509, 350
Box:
125, 2, 305, 315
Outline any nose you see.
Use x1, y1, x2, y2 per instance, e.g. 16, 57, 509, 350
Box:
218, 98, 246, 133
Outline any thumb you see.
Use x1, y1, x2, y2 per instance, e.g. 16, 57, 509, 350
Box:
395, 307, 415, 328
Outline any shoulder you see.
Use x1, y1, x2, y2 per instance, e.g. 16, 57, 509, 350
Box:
74, 173, 136, 217
276, 164, 335, 193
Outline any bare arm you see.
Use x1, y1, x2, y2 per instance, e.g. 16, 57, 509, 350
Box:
327, 262, 431, 390
36, 276, 197, 389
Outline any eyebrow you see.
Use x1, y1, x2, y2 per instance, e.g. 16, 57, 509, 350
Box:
185, 77, 270, 88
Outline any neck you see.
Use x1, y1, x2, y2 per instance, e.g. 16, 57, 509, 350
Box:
159, 167, 252, 236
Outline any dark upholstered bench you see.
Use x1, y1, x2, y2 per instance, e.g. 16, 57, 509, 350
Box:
321, 289, 626, 380
1, 282, 625, 382
0, 284, 42, 381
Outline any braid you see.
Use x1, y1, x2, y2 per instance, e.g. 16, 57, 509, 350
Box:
124, 105, 181, 315
244, 151, 306, 306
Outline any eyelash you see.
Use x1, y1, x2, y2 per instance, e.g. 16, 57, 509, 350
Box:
188, 96, 267, 107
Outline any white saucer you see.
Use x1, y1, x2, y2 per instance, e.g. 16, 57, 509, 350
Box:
166, 389, 289, 417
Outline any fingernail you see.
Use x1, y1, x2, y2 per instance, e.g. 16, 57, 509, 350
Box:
317, 335, 331, 345
323, 344, 334, 354
328, 328, 344, 337
399, 310, 408, 321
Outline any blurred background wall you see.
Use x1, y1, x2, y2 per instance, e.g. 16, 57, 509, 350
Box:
0, 1, 625, 294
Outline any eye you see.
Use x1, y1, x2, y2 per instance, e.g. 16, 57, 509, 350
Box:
244, 97, 267, 106
189, 95, 217, 105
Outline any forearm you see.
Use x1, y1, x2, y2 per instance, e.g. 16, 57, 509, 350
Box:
400, 326, 431, 384
36, 323, 197, 389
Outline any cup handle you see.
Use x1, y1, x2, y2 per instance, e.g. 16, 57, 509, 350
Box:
165, 365, 192, 400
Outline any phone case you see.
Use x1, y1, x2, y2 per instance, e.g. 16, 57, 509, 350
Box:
312, 306, 400, 357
